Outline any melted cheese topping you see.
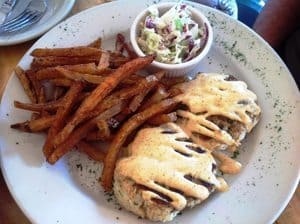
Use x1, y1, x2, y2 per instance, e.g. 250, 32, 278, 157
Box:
175, 73, 261, 148
115, 123, 227, 210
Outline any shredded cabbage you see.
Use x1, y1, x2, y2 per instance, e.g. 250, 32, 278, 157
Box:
138, 2, 206, 64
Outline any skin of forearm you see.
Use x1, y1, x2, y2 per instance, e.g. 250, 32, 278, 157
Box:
253, 0, 300, 48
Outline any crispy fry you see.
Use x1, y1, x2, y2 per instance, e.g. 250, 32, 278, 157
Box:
112, 107, 131, 128
48, 102, 125, 164
50, 78, 74, 87
38, 86, 46, 103
11, 121, 31, 132
29, 116, 56, 132
11, 35, 193, 195
116, 33, 137, 59
115, 33, 124, 52
129, 72, 164, 112
14, 100, 62, 112
85, 130, 114, 141
107, 73, 164, 126
109, 51, 125, 58
138, 84, 170, 111
147, 112, 177, 125
32, 54, 128, 69
31, 112, 40, 120
109, 56, 130, 68
38, 86, 49, 117
48, 120, 95, 164
14, 91, 89, 112
101, 98, 178, 191
87, 90, 136, 120
73, 86, 140, 127
87, 38, 102, 48
168, 86, 184, 97
26, 70, 43, 102
14, 66, 37, 103
11, 116, 56, 132
128, 74, 144, 81
77, 91, 90, 102
123, 43, 138, 59
10, 30, 196, 189
93, 82, 143, 105
63, 63, 112, 75
86, 72, 163, 125
53, 87, 66, 101
121, 74, 144, 86
32, 56, 100, 68
96, 119, 111, 139
55, 67, 104, 84
98, 51, 110, 70
43, 82, 84, 158
35, 67, 64, 80
53, 56, 154, 147
35, 64, 108, 81
31, 47, 102, 57
128, 86, 152, 112
78, 141, 106, 162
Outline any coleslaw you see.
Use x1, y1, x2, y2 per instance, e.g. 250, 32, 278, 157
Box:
137, 3, 207, 64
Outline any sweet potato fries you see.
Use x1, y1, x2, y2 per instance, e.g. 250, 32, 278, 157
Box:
11, 34, 183, 191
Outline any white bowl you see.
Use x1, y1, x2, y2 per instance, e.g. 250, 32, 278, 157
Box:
130, 2, 213, 77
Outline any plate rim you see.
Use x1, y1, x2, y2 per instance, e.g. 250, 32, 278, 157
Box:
0, 0, 299, 223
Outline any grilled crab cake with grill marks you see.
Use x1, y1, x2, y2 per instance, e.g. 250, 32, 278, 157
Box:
114, 123, 228, 222
174, 73, 261, 152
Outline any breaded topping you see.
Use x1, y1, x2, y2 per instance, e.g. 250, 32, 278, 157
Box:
115, 123, 227, 210
175, 73, 261, 148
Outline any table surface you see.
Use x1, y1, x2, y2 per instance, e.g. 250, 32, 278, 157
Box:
0, 0, 299, 223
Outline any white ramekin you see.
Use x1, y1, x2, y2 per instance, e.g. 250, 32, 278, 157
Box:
130, 2, 213, 77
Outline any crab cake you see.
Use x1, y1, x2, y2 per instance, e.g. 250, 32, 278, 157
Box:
175, 73, 261, 152
114, 123, 227, 222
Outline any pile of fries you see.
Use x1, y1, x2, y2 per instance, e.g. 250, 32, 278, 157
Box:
11, 34, 188, 191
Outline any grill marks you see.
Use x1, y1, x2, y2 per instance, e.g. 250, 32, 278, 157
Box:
135, 175, 215, 207
178, 103, 189, 111
174, 136, 195, 157
149, 182, 186, 206
184, 175, 214, 192
195, 111, 208, 116
161, 126, 207, 157
185, 144, 206, 153
238, 99, 250, 105
161, 130, 178, 134
212, 163, 217, 172
175, 137, 193, 143
135, 183, 172, 205
151, 197, 170, 206
116, 123, 226, 212
199, 180, 214, 192
174, 149, 193, 157
175, 136, 206, 157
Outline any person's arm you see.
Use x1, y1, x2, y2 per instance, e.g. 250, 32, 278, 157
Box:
253, 0, 300, 48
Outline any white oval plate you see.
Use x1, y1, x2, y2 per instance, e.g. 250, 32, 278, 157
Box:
0, 0, 75, 46
0, 1, 299, 223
